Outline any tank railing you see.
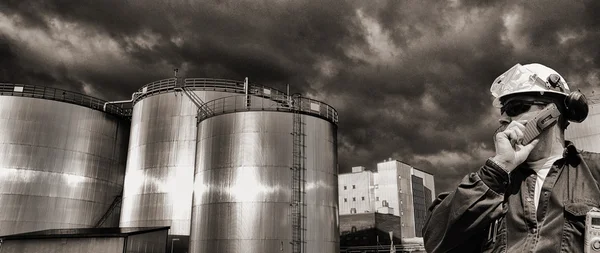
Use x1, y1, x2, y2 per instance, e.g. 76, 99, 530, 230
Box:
197, 94, 339, 124
185, 78, 245, 91
294, 96, 339, 123
132, 78, 177, 102
133, 78, 338, 123
0, 83, 128, 116
133, 78, 292, 104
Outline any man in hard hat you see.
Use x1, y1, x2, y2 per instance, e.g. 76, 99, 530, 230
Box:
422, 63, 600, 252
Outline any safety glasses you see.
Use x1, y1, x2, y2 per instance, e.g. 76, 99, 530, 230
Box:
501, 100, 548, 117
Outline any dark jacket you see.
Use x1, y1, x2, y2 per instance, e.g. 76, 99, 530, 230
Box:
423, 143, 600, 252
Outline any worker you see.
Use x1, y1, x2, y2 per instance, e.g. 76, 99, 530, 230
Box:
422, 63, 600, 252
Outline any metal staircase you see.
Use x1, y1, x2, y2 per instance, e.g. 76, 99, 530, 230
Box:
94, 192, 123, 227
181, 86, 213, 117
290, 95, 306, 253
172, 75, 213, 119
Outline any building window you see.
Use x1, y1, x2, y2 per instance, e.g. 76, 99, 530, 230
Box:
344, 198, 347, 202
352, 185, 356, 189
352, 197, 356, 202
350, 208, 357, 214
343, 186, 347, 190
376, 197, 379, 201
382, 200, 389, 207
351, 226, 357, 232
361, 196, 365, 201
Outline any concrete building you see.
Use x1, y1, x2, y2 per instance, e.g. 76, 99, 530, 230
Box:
338, 159, 435, 238
339, 166, 377, 215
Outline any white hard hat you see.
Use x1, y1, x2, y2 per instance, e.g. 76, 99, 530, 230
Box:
490, 63, 570, 107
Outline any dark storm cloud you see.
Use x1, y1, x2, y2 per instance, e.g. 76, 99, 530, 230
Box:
1, 0, 600, 192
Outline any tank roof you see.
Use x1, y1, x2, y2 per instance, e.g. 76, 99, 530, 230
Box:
134, 78, 339, 125
0, 83, 129, 117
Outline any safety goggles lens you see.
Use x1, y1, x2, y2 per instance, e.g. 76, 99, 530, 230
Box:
490, 64, 549, 98
501, 101, 547, 117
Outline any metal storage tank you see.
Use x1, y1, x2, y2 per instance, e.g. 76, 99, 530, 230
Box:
0, 83, 129, 236
120, 78, 283, 253
190, 94, 339, 253
565, 96, 600, 152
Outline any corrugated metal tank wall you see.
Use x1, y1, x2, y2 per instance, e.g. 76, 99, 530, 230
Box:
120, 78, 251, 253
119, 91, 233, 248
565, 102, 600, 152
190, 96, 339, 253
0, 90, 129, 236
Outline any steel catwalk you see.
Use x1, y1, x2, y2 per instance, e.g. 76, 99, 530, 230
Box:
0, 96, 129, 236
565, 102, 600, 152
119, 90, 233, 241
190, 111, 339, 253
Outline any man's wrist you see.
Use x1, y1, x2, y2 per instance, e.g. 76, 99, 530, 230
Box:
489, 156, 512, 174
480, 158, 511, 194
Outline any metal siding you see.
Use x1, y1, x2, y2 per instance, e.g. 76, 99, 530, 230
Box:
411, 175, 425, 237
1, 237, 124, 253
120, 90, 231, 238
0, 96, 128, 236
565, 103, 600, 152
126, 230, 169, 253
190, 111, 338, 253
398, 164, 413, 238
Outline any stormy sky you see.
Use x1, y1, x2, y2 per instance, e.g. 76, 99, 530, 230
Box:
1, 0, 599, 193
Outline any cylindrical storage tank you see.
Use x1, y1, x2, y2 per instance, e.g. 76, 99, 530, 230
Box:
120, 78, 265, 253
0, 83, 129, 236
190, 95, 339, 253
565, 100, 600, 152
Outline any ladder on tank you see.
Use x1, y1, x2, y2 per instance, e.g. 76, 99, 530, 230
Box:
290, 94, 306, 253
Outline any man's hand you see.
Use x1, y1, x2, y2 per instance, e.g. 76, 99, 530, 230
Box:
491, 120, 539, 173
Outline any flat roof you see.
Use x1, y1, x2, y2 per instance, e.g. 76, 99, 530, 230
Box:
412, 166, 434, 176
0, 227, 170, 241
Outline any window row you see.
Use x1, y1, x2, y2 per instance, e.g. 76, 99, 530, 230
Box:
343, 196, 366, 202
342, 185, 356, 190
343, 197, 386, 202
342, 197, 391, 203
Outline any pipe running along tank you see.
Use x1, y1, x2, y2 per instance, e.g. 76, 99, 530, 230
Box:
0, 83, 129, 236
190, 93, 339, 253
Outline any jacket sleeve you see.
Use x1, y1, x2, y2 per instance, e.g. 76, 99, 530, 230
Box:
422, 159, 510, 253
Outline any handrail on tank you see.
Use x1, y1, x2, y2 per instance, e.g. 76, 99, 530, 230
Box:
0, 83, 128, 116
197, 94, 339, 124
132, 77, 292, 105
